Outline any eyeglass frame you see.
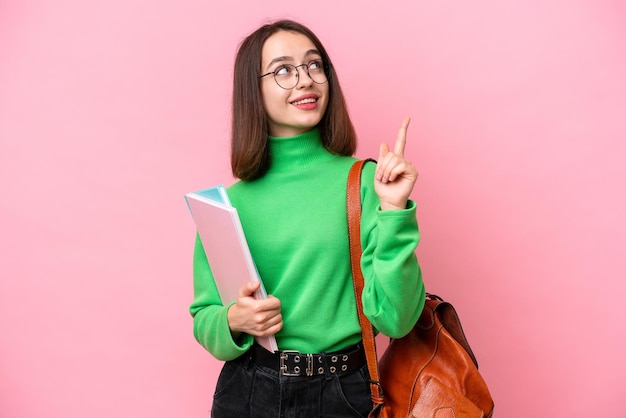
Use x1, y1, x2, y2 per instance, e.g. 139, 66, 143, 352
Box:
259, 60, 330, 90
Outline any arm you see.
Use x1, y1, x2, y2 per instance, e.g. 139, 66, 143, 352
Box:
358, 164, 425, 338
359, 118, 426, 337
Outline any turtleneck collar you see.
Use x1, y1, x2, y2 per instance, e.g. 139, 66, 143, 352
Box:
266, 128, 333, 174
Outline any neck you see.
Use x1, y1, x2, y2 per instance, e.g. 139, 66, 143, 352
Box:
266, 128, 332, 174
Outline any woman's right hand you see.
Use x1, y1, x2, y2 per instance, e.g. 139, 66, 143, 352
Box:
227, 281, 283, 338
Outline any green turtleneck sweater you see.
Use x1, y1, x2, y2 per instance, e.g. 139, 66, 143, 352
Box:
190, 128, 425, 361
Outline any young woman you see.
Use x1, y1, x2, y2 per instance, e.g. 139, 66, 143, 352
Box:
190, 19, 426, 417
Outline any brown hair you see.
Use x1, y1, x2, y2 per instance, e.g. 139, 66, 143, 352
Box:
231, 19, 357, 181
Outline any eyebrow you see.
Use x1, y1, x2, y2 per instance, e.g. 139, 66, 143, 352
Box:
265, 49, 322, 70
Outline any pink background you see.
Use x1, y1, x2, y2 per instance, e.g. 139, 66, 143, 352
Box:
1, 0, 625, 416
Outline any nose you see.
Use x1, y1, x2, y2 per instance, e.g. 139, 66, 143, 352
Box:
294, 64, 314, 88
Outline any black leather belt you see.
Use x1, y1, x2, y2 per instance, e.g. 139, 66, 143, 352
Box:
251, 344, 366, 377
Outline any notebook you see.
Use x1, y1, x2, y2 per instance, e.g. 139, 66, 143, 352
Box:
185, 185, 278, 352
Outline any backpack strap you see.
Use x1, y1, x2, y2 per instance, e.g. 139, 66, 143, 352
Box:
346, 159, 385, 409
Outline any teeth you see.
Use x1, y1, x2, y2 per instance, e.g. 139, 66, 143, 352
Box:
292, 98, 316, 105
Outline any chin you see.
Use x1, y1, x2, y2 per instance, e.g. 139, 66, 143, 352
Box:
297, 114, 324, 129
269, 114, 325, 137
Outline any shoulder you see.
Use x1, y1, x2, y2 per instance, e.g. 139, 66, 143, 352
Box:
226, 179, 244, 192
225, 179, 250, 206
352, 158, 377, 188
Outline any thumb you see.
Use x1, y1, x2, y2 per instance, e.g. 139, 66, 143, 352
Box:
239, 281, 260, 298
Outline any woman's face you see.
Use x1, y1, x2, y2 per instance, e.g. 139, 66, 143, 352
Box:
260, 30, 329, 137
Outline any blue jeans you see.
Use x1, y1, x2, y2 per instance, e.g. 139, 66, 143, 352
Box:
211, 351, 373, 417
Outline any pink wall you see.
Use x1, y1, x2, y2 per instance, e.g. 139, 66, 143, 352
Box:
1, 0, 624, 416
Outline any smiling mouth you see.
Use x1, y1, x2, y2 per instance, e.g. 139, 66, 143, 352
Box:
291, 97, 317, 105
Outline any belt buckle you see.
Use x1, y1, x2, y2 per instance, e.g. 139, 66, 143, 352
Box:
280, 351, 303, 376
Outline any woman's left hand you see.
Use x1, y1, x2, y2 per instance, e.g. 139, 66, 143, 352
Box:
375, 117, 418, 211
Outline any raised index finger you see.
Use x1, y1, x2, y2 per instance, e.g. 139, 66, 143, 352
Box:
393, 116, 411, 156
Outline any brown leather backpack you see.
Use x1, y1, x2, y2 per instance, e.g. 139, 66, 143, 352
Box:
376, 294, 494, 417
347, 159, 494, 418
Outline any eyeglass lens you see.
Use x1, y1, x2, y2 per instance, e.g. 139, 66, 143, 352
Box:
273, 60, 327, 89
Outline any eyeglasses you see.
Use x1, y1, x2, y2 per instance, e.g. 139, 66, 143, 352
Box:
260, 59, 329, 90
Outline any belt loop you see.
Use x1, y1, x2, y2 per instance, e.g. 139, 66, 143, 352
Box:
305, 353, 313, 377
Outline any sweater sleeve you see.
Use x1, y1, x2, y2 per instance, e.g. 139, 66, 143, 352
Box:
358, 163, 426, 338
189, 234, 253, 361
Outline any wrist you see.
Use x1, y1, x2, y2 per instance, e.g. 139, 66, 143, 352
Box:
226, 303, 242, 336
